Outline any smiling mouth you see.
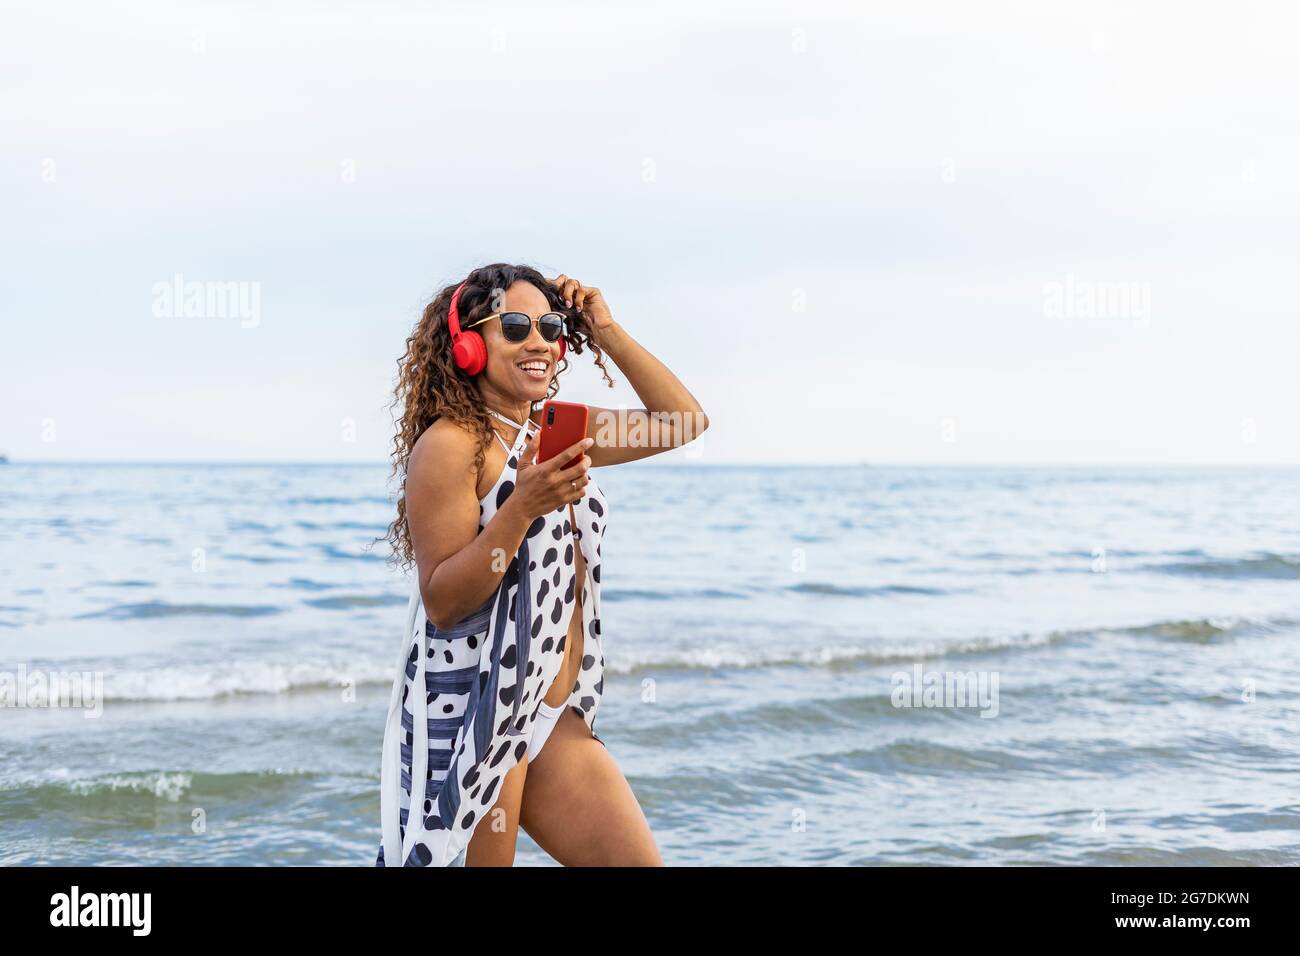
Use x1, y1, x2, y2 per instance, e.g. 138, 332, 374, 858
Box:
516, 360, 550, 380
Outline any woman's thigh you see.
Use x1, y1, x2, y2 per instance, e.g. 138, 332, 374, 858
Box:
519, 708, 663, 866
463, 754, 529, 867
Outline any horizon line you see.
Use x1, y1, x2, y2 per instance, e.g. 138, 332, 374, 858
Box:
4, 459, 1300, 469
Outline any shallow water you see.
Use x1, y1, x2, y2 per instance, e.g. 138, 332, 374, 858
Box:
2, 462, 1298, 865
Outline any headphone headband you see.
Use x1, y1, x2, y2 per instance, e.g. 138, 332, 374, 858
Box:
447, 280, 470, 342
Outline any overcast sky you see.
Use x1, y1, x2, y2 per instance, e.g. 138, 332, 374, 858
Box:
3, 0, 1297, 464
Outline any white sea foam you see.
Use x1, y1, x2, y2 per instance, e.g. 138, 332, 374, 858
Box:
102, 659, 394, 701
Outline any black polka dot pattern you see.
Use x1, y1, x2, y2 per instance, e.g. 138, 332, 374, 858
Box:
379, 410, 611, 868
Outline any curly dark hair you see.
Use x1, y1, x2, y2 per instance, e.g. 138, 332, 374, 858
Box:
383, 263, 616, 569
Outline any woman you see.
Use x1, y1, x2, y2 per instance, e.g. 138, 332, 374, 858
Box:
376, 263, 708, 867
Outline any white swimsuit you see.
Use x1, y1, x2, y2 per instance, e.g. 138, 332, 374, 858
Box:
527, 699, 566, 762
377, 408, 609, 867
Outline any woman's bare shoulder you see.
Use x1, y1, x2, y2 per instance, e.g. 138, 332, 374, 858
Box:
407, 417, 482, 488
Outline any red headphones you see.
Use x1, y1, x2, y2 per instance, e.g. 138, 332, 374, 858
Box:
447, 280, 566, 376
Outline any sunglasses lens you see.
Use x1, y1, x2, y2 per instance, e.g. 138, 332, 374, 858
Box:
538, 313, 565, 342
499, 313, 531, 342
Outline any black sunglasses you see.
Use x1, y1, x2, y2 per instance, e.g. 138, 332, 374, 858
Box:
463, 311, 567, 344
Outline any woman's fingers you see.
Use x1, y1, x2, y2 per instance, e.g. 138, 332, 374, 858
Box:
550, 274, 581, 309
519, 427, 540, 464
541, 437, 592, 471
567, 471, 590, 500
529, 435, 589, 471
555, 455, 591, 484
550, 274, 571, 307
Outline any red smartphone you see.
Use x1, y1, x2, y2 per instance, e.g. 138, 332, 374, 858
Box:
537, 400, 589, 470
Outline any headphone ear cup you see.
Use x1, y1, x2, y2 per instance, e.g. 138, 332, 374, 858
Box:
453, 332, 488, 376
558, 336, 567, 359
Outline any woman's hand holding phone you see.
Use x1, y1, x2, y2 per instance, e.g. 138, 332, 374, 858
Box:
510, 429, 594, 519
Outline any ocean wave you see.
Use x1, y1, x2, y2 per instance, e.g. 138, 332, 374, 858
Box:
90, 638, 1055, 702
604, 630, 1071, 675
641, 692, 976, 747
602, 587, 751, 602
303, 594, 407, 610
1145, 553, 1300, 580
606, 613, 1298, 674
75, 614, 1298, 701
318, 544, 385, 562
286, 496, 390, 506
75, 602, 282, 621
1116, 616, 1285, 643
786, 582, 950, 597
273, 578, 338, 591
838, 740, 1039, 775
0, 768, 319, 806
0, 770, 195, 802
100, 659, 393, 701
228, 520, 280, 533
295, 520, 388, 531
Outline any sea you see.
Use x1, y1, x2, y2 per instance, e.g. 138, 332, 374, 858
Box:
2, 462, 1298, 865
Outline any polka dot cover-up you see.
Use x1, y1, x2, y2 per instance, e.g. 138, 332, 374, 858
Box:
377, 409, 609, 867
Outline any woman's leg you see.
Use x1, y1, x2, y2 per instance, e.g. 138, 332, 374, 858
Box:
463, 754, 529, 866
519, 707, 663, 866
